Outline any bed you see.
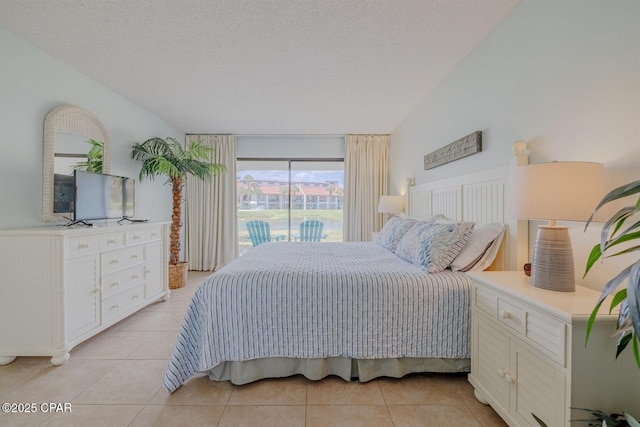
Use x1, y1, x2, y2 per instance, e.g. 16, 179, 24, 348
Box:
164, 158, 529, 393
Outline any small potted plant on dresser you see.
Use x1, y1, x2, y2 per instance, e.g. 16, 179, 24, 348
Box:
534, 179, 640, 426
131, 137, 226, 289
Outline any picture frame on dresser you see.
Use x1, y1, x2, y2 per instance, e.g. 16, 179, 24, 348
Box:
0, 222, 170, 366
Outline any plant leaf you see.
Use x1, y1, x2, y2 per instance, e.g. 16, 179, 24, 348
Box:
585, 180, 640, 229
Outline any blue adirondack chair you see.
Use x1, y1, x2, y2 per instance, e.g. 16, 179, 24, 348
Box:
246, 220, 285, 247
298, 220, 326, 242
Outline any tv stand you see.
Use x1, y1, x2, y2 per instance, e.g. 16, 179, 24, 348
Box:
0, 222, 170, 365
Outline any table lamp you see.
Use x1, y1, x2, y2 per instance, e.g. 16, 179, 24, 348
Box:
378, 195, 404, 216
511, 162, 605, 292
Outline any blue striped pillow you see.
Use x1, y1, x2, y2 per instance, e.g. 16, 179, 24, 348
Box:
375, 217, 417, 252
395, 222, 475, 273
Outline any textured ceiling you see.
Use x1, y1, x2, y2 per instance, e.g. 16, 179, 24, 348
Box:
0, 0, 520, 134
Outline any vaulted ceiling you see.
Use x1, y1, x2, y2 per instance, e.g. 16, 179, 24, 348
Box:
0, 0, 520, 134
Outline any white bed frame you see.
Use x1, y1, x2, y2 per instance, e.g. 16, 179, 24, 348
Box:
407, 142, 529, 271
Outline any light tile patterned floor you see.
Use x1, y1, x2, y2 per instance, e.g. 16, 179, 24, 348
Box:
0, 271, 507, 427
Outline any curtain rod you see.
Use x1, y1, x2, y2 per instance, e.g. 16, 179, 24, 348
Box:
186, 133, 346, 138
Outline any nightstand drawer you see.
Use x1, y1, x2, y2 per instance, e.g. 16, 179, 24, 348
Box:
497, 298, 525, 336
526, 309, 566, 366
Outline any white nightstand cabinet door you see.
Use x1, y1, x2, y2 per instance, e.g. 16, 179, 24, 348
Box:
66, 255, 100, 341
511, 343, 565, 427
476, 321, 510, 411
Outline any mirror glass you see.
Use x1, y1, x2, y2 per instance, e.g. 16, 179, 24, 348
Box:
43, 105, 110, 222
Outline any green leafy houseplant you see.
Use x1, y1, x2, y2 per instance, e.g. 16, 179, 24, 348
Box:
131, 137, 226, 288
74, 139, 104, 172
584, 180, 640, 367
533, 409, 640, 427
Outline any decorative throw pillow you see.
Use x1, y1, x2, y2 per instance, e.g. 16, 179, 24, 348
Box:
395, 221, 475, 273
375, 216, 417, 252
450, 223, 506, 272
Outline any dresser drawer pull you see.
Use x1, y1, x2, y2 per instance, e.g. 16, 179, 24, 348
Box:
78, 243, 89, 249
110, 259, 119, 265
111, 304, 119, 310
151, 233, 158, 237
131, 254, 139, 259
145, 269, 151, 274
131, 274, 139, 280
108, 239, 117, 244
133, 235, 141, 240
110, 282, 119, 287
499, 310, 511, 320
132, 294, 139, 300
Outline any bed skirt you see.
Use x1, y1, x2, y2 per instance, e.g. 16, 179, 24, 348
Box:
206, 357, 470, 385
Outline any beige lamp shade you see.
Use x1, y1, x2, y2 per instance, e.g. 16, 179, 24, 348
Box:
510, 162, 605, 223
378, 195, 404, 215
511, 161, 605, 292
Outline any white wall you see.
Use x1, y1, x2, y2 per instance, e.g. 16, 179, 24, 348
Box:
0, 26, 184, 229
390, 0, 640, 290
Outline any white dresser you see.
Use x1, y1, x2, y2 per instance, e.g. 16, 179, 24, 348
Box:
0, 222, 170, 365
467, 271, 639, 427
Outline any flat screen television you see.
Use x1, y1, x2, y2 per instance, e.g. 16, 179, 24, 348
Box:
72, 170, 135, 221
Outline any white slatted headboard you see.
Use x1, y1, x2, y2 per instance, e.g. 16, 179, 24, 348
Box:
407, 145, 529, 271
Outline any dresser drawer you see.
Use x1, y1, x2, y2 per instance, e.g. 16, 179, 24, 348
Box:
67, 236, 99, 259
146, 227, 163, 242
126, 229, 147, 246
101, 245, 144, 275
101, 264, 145, 299
102, 284, 144, 324
100, 232, 125, 251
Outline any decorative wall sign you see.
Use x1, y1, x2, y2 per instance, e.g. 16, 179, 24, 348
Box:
424, 131, 482, 170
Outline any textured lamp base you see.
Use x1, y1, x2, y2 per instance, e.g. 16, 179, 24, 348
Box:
531, 225, 575, 292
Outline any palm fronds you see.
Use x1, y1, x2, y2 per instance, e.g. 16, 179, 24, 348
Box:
584, 180, 640, 369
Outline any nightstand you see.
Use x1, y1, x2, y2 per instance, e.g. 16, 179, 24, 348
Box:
467, 271, 639, 427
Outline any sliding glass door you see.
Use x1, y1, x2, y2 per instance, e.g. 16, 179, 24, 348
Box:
237, 159, 344, 254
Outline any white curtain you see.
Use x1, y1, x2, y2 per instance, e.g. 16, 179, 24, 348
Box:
185, 134, 237, 271
343, 134, 390, 242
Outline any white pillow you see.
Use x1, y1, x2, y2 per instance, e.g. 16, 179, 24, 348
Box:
450, 223, 506, 272
395, 221, 475, 273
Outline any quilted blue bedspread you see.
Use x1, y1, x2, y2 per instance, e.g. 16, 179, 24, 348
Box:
163, 242, 472, 392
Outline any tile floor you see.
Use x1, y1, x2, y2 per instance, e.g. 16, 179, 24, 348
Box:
0, 271, 507, 427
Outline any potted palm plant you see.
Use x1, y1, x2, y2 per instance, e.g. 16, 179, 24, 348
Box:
131, 137, 226, 289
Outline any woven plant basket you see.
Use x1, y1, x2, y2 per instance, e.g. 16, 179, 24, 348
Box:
168, 262, 188, 289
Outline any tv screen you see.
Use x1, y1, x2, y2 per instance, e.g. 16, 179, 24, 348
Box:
74, 170, 135, 221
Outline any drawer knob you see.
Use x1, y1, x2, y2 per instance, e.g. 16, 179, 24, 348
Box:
499, 310, 511, 320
